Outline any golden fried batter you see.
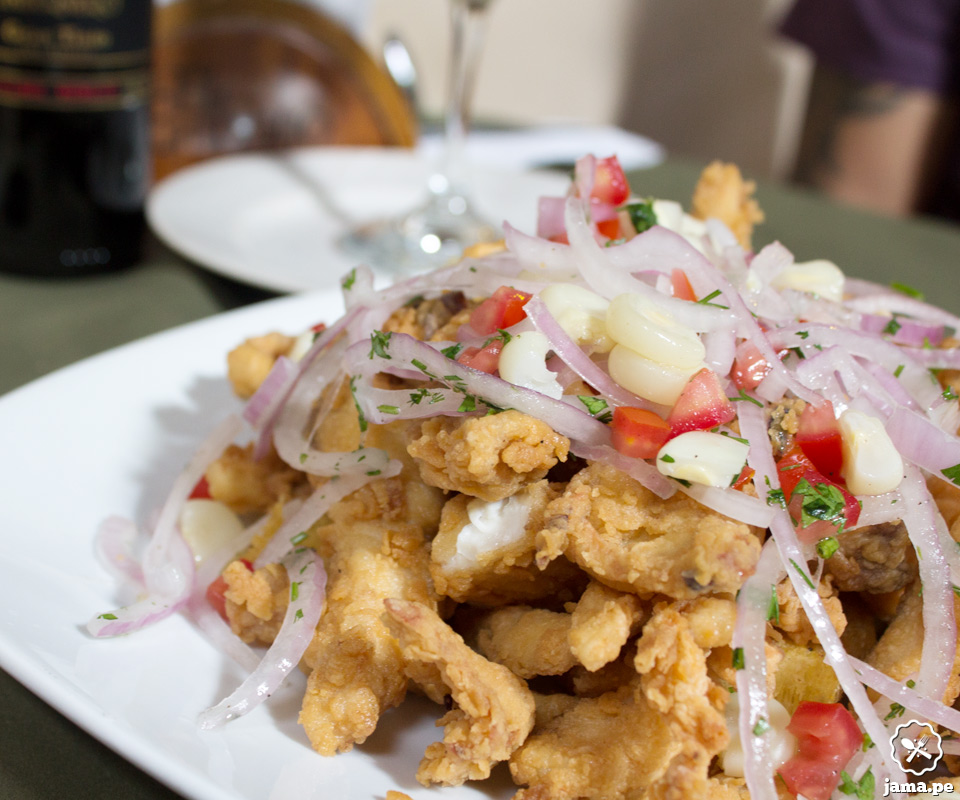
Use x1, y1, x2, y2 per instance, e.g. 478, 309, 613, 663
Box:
475, 606, 576, 679
690, 161, 764, 250
205, 443, 303, 514
408, 410, 570, 501
385, 598, 536, 786
537, 463, 762, 599
775, 574, 846, 646
223, 561, 288, 645
298, 515, 438, 756
569, 580, 646, 672
227, 332, 296, 399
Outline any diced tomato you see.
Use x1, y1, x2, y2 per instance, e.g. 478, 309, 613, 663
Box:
731, 464, 755, 492
778, 702, 862, 800
596, 217, 620, 239
469, 285, 533, 336
731, 341, 772, 392
310, 321, 327, 333
591, 155, 630, 205
548, 232, 570, 245
667, 368, 736, 436
457, 340, 503, 374
611, 406, 672, 459
206, 558, 253, 620
775, 446, 860, 541
796, 401, 843, 481
670, 269, 697, 302
189, 476, 212, 499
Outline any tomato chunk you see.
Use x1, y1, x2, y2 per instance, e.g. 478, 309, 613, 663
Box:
457, 340, 503, 374
591, 155, 630, 205
731, 341, 772, 392
596, 217, 620, 240
611, 406, 671, 459
206, 558, 253, 620
670, 269, 697, 302
796, 401, 843, 481
189, 476, 212, 499
775, 446, 860, 541
469, 286, 532, 336
778, 702, 862, 800
667, 368, 736, 437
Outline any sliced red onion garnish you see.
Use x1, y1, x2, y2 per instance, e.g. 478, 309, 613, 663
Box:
886, 406, 960, 479
679, 482, 775, 529
88, 414, 242, 637
93, 515, 144, 586
860, 313, 946, 347
353, 384, 475, 423
846, 291, 960, 333
344, 332, 612, 449
340, 263, 376, 310
503, 221, 580, 273
198, 548, 326, 728
573, 153, 596, 200
732, 540, 785, 800
572, 442, 676, 499
537, 196, 566, 240
897, 466, 957, 702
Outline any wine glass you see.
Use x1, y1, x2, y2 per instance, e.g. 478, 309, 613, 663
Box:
340, 0, 497, 274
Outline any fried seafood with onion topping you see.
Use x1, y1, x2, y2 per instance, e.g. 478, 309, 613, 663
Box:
407, 410, 570, 502
384, 598, 536, 787
536, 462, 763, 599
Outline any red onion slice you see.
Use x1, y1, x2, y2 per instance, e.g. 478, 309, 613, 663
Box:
93, 515, 144, 586
198, 547, 326, 728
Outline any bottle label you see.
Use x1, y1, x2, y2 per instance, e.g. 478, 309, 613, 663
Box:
0, 0, 150, 110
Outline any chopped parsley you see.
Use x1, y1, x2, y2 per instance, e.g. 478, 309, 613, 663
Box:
377, 404, 400, 415
766, 488, 786, 508
366, 469, 381, 476
816, 536, 840, 559
894, 364, 905, 378
440, 343, 463, 360
349, 375, 368, 433
622, 199, 657, 234
290, 581, 301, 602
943, 463, 960, 486
891, 281, 924, 300
294, 608, 304, 621
458, 395, 477, 413
290, 531, 308, 545
838, 768, 875, 800
578, 395, 613, 423
791, 477, 857, 533
341, 267, 357, 291
697, 289, 729, 309
732, 647, 745, 670
884, 702, 906, 721
882, 316, 902, 336
752, 717, 770, 737
660, 454, 676, 463
98, 613, 118, 620
790, 558, 816, 590
368, 330, 392, 360
728, 388, 763, 407
767, 585, 780, 624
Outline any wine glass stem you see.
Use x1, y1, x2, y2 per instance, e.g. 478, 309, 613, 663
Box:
435, 0, 491, 199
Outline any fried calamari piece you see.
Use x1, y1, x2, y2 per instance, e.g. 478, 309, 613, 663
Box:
475, 605, 576, 679
569, 580, 646, 672
510, 679, 677, 800
384, 598, 536, 786
430, 480, 584, 607
823, 520, 915, 594
223, 561, 288, 645
537, 462, 762, 599
408, 410, 570, 502
298, 516, 438, 756
690, 161, 764, 250
868, 578, 960, 705
205, 443, 304, 514
775, 574, 846, 646
383, 291, 473, 341
227, 332, 296, 399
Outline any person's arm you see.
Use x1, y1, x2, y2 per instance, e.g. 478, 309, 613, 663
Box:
793, 63, 957, 217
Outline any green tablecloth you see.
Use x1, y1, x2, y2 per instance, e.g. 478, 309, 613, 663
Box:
2, 157, 960, 800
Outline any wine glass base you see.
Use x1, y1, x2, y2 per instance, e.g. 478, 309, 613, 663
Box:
340, 194, 498, 275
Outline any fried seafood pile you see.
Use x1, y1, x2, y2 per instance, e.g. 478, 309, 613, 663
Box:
161, 161, 960, 800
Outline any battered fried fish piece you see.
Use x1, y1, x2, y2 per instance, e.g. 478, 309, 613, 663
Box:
384, 598, 536, 786
775, 573, 846, 646
537, 463, 762, 599
298, 513, 438, 756
205, 442, 304, 514
408, 410, 570, 501
227, 332, 296, 399
690, 161, 764, 250
430, 480, 584, 607
823, 520, 915, 594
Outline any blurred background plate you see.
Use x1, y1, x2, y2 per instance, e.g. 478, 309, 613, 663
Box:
147, 144, 575, 293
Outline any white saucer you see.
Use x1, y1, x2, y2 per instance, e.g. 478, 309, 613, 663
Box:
147, 146, 572, 293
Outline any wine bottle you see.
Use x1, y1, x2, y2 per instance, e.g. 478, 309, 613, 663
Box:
0, 0, 151, 277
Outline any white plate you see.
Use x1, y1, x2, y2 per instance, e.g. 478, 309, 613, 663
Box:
147, 146, 572, 294
0, 291, 514, 800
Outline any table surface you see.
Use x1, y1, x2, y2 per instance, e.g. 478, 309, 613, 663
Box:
3, 156, 960, 800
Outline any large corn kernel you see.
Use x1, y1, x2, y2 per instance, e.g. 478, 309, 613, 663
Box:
770, 259, 845, 302
606, 292, 705, 368
656, 431, 750, 488
179, 499, 245, 563
607, 344, 703, 405
838, 409, 903, 495
539, 283, 614, 352
498, 330, 564, 399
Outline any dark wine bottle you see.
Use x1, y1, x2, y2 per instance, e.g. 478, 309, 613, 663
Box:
0, 0, 151, 277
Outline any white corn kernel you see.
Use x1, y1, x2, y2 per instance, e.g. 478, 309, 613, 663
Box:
539, 283, 614, 352
652, 199, 708, 240
606, 293, 706, 368
771, 259, 845, 302
179, 499, 245, 563
607, 344, 703, 405
656, 431, 750, 488
722, 694, 796, 778
839, 409, 904, 495
498, 330, 564, 399
288, 329, 316, 362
